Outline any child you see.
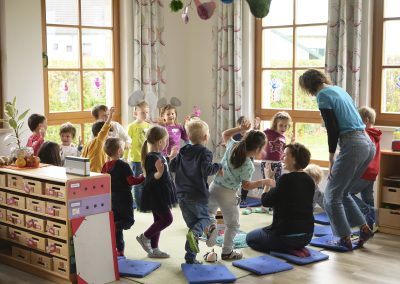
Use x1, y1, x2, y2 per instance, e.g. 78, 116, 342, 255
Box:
304, 164, 325, 210
101, 138, 145, 256
170, 119, 223, 264
232, 116, 246, 141
125, 101, 151, 211
207, 119, 275, 260
159, 104, 189, 155
82, 107, 115, 172
350, 106, 382, 229
136, 126, 177, 258
59, 122, 83, 165
26, 114, 47, 156
91, 105, 132, 149
260, 111, 292, 182
38, 142, 62, 166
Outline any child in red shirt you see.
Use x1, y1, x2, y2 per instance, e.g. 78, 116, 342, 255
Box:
26, 114, 47, 156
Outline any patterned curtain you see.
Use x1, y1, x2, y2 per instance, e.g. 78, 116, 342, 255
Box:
133, 0, 166, 112
212, 1, 243, 158
325, 0, 362, 105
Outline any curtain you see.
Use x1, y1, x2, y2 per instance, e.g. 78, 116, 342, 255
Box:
325, 0, 362, 105
212, 1, 243, 158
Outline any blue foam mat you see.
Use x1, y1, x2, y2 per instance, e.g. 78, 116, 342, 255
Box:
181, 264, 236, 284
118, 258, 161, 278
314, 226, 333, 236
270, 248, 329, 265
240, 197, 262, 208
314, 212, 330, 225
310, 235, 359, 252
232, 255, 293, 275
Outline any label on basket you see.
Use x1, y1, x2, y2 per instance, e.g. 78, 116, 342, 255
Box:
71, 183, 80, 188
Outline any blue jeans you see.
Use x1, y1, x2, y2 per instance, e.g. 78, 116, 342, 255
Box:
131, 162, 144, 210
178, 195, 210, 262
349, 178, 375, 228
246, 228, 313, 253
323, 131, 375, 237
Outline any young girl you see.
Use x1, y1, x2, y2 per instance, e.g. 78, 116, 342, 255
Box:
59, 122, 83, 165
207, 119, 276, 260
136, 126, 178, 258
159, 104, 189, 155
38, 142, 62, 167
304, 164, 325, 210
260, 111, 292, 182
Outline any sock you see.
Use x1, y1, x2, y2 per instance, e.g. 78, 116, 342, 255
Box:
194, 0, 216, 20
246, 0, 272, 19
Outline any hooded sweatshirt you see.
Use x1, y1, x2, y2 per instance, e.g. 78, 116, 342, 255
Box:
362, 127, 382, 181
170, 144, 222, 202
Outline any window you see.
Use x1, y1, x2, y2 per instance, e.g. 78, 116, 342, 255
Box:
372, 0, 400, 126
255, 0, 329, 165
42, 0, 120, 143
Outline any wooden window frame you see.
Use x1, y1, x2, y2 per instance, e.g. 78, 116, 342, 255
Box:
371, 0, 400, 126
41, 0, 121, 140
254, 1, 328, 166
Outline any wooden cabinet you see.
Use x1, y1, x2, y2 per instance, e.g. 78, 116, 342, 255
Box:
377, 150, 400, 235
0, 165, 110, 284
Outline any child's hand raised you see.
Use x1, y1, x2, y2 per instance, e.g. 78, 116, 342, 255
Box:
240, 119, 251, 132
155, 158, 165, 175
253, 116, 261, 130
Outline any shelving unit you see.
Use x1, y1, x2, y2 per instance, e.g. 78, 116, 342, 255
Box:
377, 150, 400, 236
0, 165, 111, 284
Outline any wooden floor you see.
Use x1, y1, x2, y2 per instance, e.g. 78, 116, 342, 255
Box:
1, 231, 400, 284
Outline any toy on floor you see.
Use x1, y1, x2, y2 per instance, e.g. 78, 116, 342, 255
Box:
242, 206, 271, 215
203, 249, 218, 262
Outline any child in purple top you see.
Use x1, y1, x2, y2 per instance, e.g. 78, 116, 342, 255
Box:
260, 111, 292, 182
159, 104, 189, 155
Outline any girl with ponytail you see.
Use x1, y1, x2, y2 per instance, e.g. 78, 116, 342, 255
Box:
207, 118, 276, 260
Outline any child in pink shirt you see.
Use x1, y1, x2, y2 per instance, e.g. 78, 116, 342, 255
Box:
26, 114, 47, 156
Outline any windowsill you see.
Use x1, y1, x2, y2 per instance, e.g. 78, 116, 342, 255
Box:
0, 128, 12, 134
376, 125, 397, 132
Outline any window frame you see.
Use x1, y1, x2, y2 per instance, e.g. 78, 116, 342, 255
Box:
371, 0, 400, 126
254, 1, 328, 166
41, 0, 121, 141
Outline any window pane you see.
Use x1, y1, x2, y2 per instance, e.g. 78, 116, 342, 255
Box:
295, 122, 328, 161
294, 70, 319, 110
47, 27, 80, 68
262, 70, 293, 109
83, 71, 114, 110
82, 29, 113, 68
383, 21, 400, 65
47, 124, 82, 145
48, 71, 81, 112
262, 0, 293, 27
382, 69, 400, 114
81, 0, 112, 27
84, 123, 93, 143
295, 26, 327, 67
46, 0, 78, 25
296, 0, 328, 24
384, 0, 400, 18
262, 28, 293, 68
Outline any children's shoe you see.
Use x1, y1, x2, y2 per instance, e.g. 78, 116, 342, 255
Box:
358, 225, 374, 247
186, 258, 203, 264
186, 230, 200, 253
206, 224, 218, 247
136, 233, 153, 253
148, 248, 170, 258
221, 250, 243, 260
338, 236, 353, 251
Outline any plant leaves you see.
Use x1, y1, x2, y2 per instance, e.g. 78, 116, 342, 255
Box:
18, 109, 30, 122
5, 104, 14, 118
9, 118, 17, 129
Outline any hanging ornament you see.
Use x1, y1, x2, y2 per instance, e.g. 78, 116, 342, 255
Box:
59, 80, 69, 103
182, 4, 190, 24
396, 75, 400, 89
270, 78, 282, 102
94, 77, 101, 97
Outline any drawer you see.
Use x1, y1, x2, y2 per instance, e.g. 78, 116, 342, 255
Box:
0, 207, 6, 222
6, 210, 25, 227
47, 239, 68, 258
0, 174, 6, 187
26, 232, 47, 251
0, 191, 6, 204
6, 193, 25, 209
26, 198, 46, 214
53, 257, 69, 276
8, 227, 27, 245
46, 202, 67, 219
46, 221, 67, 237
379, 208, 400, 228
23, 179, 44, 195
7, 174, 23, 190
12, 246, 31, 263
45, 183, 66, 200
25, 215, 46, 233
31, 251, 53, 271
0, 224, 7, 239
382, 186, 400, 205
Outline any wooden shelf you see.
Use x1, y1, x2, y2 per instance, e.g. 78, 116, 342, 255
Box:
0, 203, 66, 221
0, 186, 66, 203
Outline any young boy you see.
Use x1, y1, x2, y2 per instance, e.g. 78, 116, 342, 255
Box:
304, 164, 325, 210
350, 106, 382, 229
170, 119, 223, 264
102, 138, 144, 256
91, 105, 132, 149
82, 107, 115, 172
59, 122, 83, 165
124, 101, 151, 211
26, 114, 47, 156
